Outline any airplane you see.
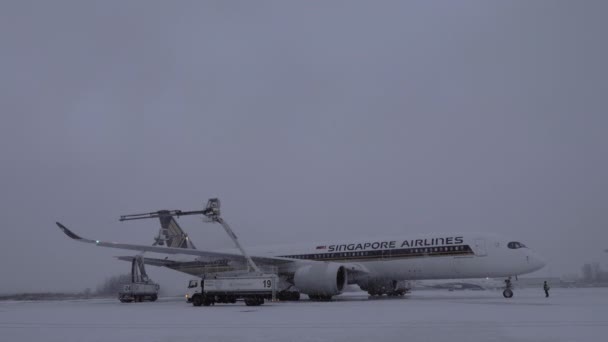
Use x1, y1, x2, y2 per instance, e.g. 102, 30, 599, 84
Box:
56, 215, 546, 300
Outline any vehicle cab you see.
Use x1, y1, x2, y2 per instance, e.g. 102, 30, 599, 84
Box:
185, 278, 201, 303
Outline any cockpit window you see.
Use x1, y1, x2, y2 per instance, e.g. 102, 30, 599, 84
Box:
507, 241, 527, 249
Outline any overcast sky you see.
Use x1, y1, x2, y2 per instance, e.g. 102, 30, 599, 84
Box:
1, 0, 607, 293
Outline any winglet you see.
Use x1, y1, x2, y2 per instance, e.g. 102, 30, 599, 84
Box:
56, 222, 83, 240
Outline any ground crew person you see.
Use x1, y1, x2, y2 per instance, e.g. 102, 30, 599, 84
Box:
543, 281, 550, 297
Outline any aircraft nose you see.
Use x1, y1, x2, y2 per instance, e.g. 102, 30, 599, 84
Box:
528, 251, 547, 271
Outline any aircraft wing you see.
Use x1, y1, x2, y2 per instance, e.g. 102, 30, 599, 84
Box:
56, 222, 293, 266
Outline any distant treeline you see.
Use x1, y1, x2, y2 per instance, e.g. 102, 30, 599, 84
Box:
1, 273, 166, 301
0, 274, 131, 301
96, 274, 132, 296
0, 292, 102, 301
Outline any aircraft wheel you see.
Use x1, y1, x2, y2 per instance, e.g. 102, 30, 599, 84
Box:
308, 294, 331, 301
503, 289, 514, 298
277, 291, 288, 301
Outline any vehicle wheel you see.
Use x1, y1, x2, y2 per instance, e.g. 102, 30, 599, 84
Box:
192, 295, 203, 307
203, 297, 213, 306
503, 289, 514, 298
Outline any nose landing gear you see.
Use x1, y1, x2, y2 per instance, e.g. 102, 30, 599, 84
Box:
502, 277, 514, 298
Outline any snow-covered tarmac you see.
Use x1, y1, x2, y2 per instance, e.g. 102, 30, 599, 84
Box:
1, 288, 606, 342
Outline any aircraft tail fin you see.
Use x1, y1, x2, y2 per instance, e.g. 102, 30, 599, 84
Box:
154, 210, 196, 249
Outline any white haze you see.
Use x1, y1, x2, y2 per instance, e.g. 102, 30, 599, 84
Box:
0, 0, 607, 293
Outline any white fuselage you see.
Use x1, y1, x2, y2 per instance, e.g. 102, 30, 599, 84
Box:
168, 233, 545, 283
247, 233, 546, 281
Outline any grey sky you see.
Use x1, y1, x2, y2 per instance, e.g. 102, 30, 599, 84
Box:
1, 0, 607, 293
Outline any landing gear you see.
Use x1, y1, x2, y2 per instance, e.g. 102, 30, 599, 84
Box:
387, 289, 406, 297
363, 280, 409, 298
277, 291, 301, 301
503, 277, 514, 298
308, 294, 332, 301
368, 289, 405, 297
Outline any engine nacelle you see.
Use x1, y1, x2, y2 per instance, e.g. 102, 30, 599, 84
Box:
293, 262, 347, 297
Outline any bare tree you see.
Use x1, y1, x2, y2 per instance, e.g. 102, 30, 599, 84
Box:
96, 274, 131, 296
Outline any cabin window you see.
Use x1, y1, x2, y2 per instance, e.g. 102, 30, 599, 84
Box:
188, 280, 198, 288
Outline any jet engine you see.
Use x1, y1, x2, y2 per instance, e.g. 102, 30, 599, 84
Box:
293, 262, 347, 299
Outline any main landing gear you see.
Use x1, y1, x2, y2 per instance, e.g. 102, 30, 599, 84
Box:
367, 289, 406, 297
308, 294, 333, 301
277, 291, 301, 301
363, 280, 408, 297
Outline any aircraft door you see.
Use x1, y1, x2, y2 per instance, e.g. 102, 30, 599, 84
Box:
474, 238, 487, 256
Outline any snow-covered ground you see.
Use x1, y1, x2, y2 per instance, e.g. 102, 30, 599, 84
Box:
1, 288, 607, 342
